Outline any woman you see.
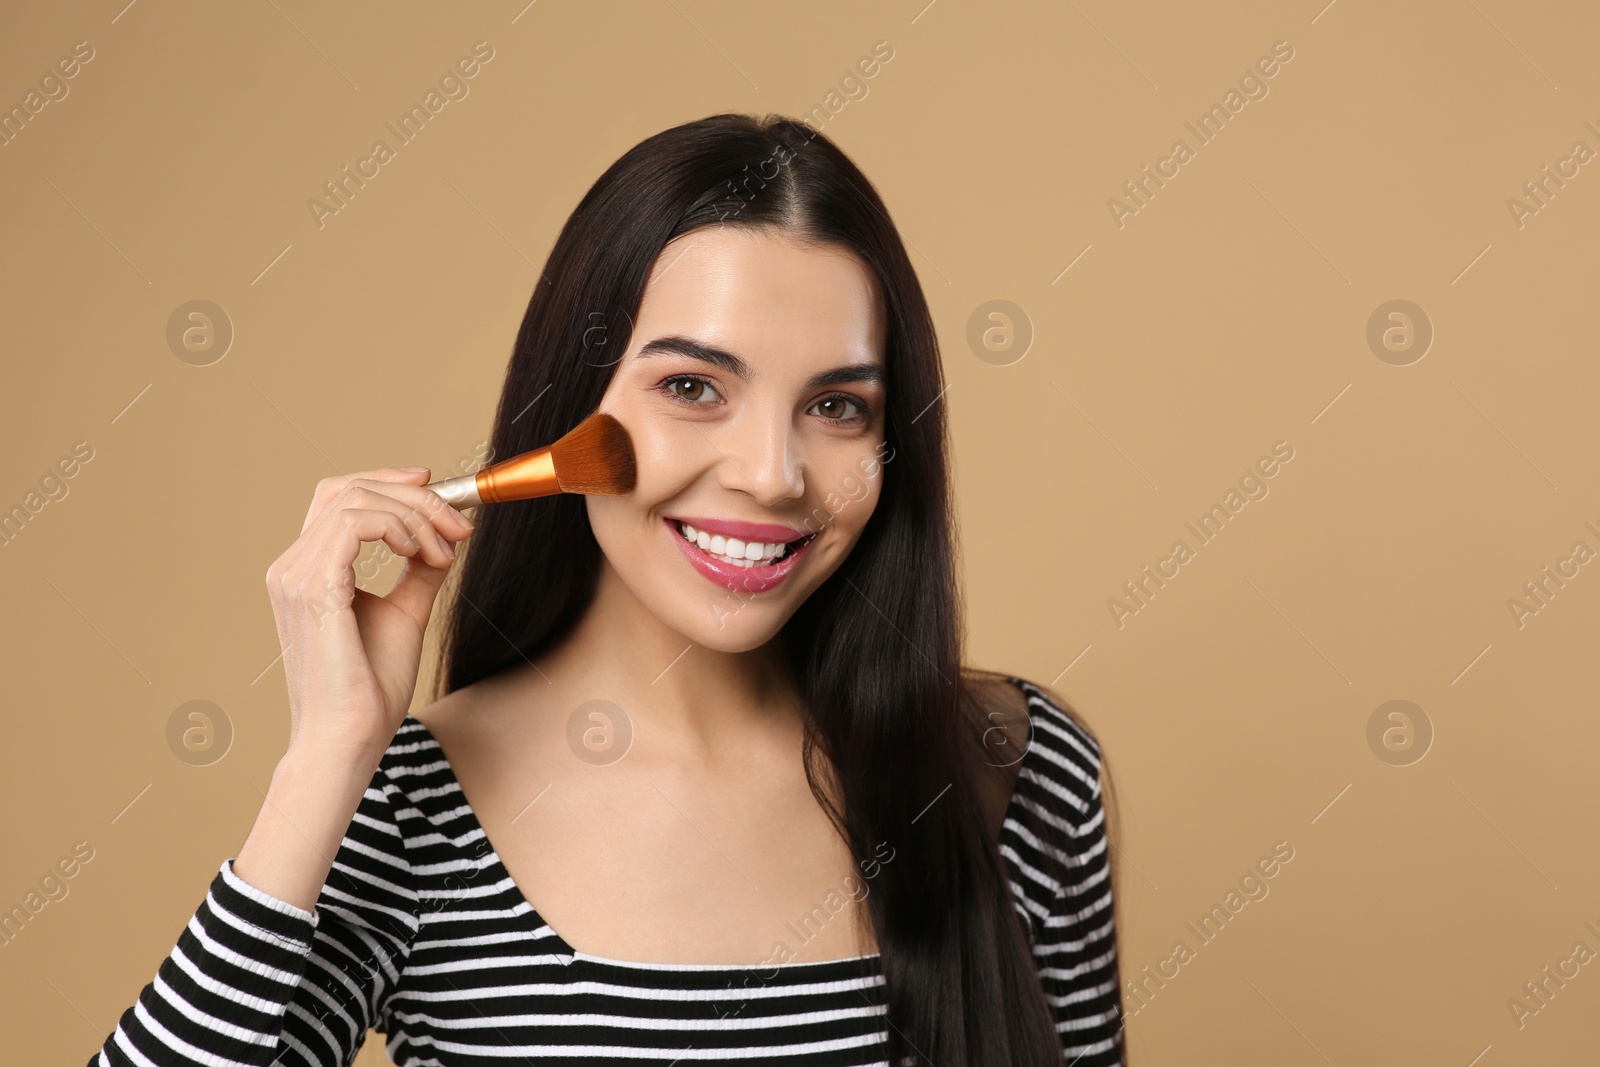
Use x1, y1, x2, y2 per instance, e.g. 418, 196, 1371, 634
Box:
91, 113, 1124, 1066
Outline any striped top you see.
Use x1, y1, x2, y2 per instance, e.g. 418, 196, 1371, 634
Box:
91, 676, 1124, 1065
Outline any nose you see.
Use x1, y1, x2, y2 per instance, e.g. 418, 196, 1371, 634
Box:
713, 403, 805, 507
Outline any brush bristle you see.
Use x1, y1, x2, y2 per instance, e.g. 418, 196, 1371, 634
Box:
549, 411, 636, 495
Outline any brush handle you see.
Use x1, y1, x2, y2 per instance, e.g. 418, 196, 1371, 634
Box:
424, 446, 561, 508
426, 473, 483, 509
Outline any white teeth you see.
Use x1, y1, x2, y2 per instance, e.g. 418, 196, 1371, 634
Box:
676, 521, 789, 566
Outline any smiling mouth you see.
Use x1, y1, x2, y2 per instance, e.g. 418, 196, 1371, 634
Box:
670, 519, 816, 567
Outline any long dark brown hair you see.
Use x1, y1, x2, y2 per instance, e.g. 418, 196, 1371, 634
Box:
432, 112, 1119, 1065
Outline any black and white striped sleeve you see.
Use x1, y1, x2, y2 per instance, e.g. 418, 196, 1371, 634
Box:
1021, 689, 1126, 1066
90, 767, 421, 1067
1042, 767, 1125, 1064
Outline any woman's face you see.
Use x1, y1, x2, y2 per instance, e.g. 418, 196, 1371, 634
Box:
587, 225, 890, 653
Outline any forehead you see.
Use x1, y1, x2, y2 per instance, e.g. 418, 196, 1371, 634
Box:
630, 226, 886, 367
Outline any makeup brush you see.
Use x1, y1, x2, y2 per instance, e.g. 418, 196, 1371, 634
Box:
425, 411, 635, 508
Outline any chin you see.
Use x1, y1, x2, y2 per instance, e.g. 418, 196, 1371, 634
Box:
649, 570, 803, 651
675, 611, 789, 654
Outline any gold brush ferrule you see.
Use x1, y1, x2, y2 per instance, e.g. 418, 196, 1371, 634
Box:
477, 445, 559, 503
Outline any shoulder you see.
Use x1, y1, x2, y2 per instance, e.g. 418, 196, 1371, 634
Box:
963, 668, 1105, 830
963, 668, 1102, 769
364, 680, 489, 808
407, 658, 556, 753
1014, 675, 1104, 791
391, 665, 568, 824
405, 679, 479, 755
402, 666, 531, 778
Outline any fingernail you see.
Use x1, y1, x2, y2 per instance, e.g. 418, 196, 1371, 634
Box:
452, 507, 474, 529
400, 465, 429, 473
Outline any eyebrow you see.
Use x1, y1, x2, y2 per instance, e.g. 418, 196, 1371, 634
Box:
634, 335, 886, 391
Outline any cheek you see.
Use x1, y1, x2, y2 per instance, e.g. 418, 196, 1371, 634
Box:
818, 458, 885, 543
634, 419, 708, 502
596, 394, 714, 509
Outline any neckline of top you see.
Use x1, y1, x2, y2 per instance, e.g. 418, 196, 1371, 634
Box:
398, 674, 1048, 973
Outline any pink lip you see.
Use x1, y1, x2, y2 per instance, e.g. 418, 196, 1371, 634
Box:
663, 517, 816, 594
666, 515, 812, 544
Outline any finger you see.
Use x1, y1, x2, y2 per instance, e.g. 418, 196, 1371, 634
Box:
349, 504, 456, 570
363, 491, 457, 566
303, 502, 455, 579
305, 485, 463, 569
382, 546, 456, 633
348, 482, 474, 556
300, 467, 434, 536
274, 511, 418, 650
307, 475, 475, 541
350, 477, 476, 539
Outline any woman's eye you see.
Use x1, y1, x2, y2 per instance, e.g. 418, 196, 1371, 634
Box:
662, 376, 720, 405
812, 394, 868, 423
659, 377, 870, 425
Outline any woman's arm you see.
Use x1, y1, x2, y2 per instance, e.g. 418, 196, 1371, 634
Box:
88, 753, 420, 1066
1003, 678, 1126, 1065
87, 466, 465, 1064
1037, 769, 1126, 1065
234, 738, 390, 913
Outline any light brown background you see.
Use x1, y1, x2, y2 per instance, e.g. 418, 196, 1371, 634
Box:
4, 0, 1598, 1063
